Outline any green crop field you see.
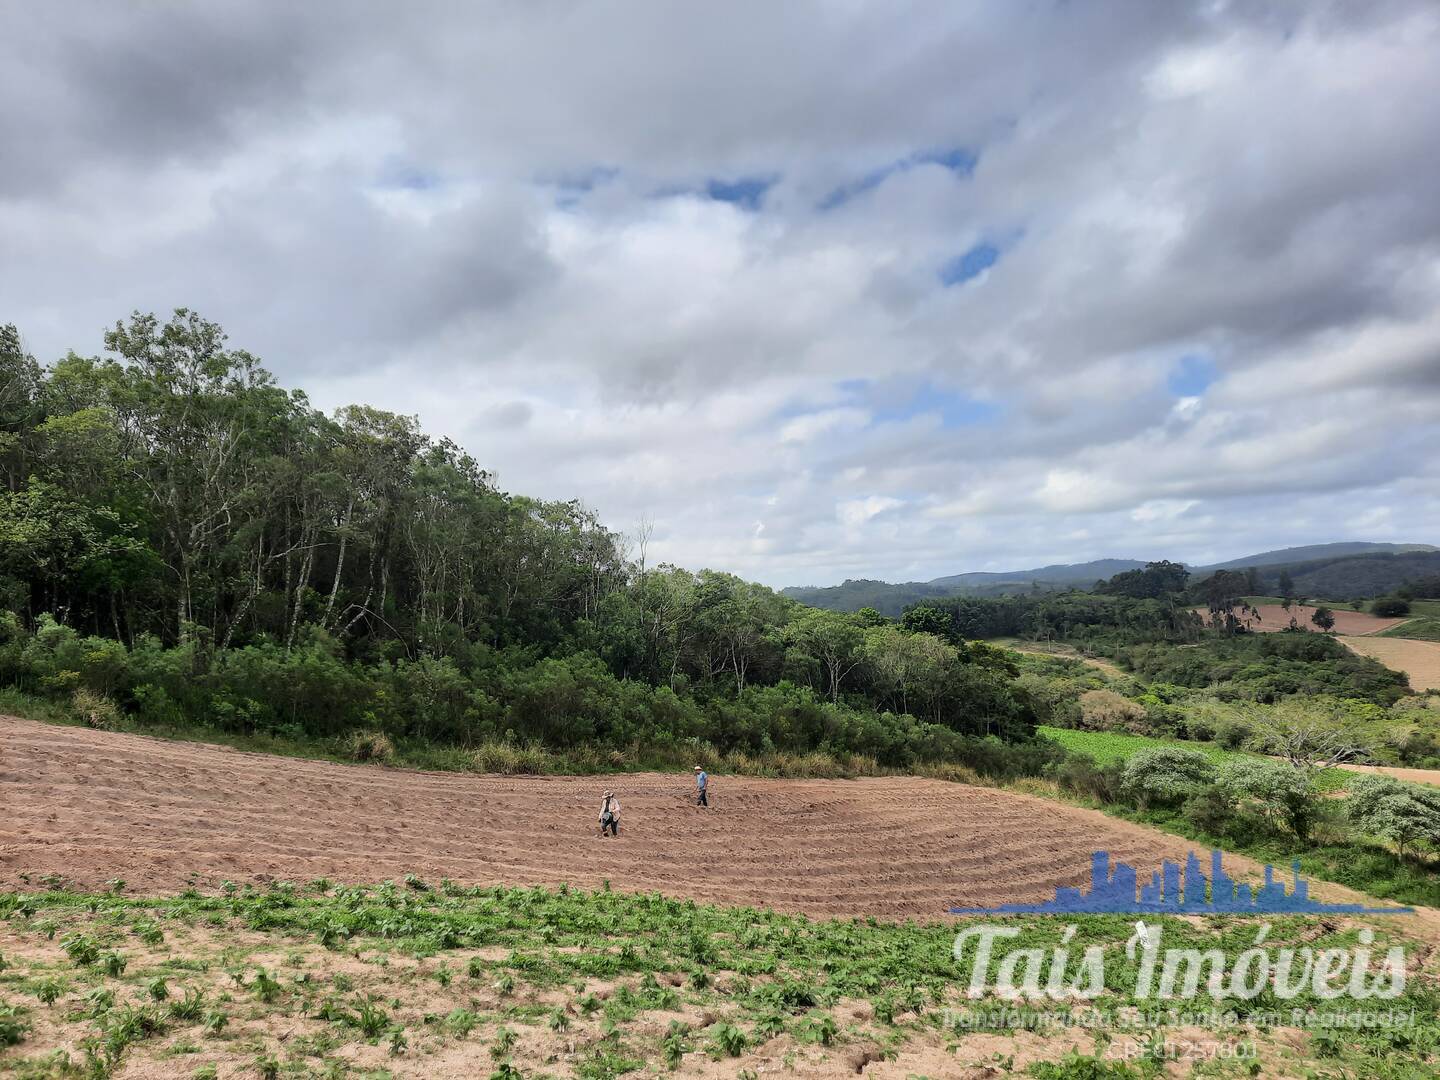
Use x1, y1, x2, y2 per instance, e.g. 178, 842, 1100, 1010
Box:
1037, 727, 1350, 791
1378, 617, 1440, 642
1, 883, 1436, 1079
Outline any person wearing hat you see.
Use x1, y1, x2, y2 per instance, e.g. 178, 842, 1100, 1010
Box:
598, 790, 621, 836
693, 765, 708, 807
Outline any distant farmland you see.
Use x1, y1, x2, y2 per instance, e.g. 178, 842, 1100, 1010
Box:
1197, 603, 1406, 636
1339, 635, 1440, 692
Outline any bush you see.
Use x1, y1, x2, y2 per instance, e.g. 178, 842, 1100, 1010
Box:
343, 730, 394, 764
1214, 720, 1253, 750
1050, 753, 1126, 804
1121, 746, 1217, 810
1076, 689, 1148, 733
1346, 774, 1440, 859
470, 741, 556, 775
70, 688, 120, 730
1371, 597, 1411, 618
1215, 759, 1320, 841
1183, 789, 1235, 836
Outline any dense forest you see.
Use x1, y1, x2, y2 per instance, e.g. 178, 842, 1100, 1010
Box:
0, 312, 1039, 769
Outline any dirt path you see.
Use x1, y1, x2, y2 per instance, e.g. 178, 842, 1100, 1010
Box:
3, 716, 1437, 943
1339, 762, 1440, 788
999, 641, 1128, 679
1338, 634, 1440, 691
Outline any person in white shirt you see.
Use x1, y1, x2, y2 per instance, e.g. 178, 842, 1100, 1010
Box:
598, 791, 621, 837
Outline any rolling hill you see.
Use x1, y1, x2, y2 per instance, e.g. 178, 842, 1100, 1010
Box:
783, 542, 1438, 615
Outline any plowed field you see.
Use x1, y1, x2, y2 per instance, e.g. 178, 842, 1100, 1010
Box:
3, 716, 1430, 929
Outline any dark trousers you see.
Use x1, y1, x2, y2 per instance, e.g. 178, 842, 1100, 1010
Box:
697, 788, 708, 807
601, 814, 618, 836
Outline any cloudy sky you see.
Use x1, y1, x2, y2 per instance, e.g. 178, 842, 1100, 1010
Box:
4, 1, 1439, 587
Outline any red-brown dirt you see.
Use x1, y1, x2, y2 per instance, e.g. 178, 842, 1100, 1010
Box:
5, 715, 1437, 941
1195, 603, 1407, 636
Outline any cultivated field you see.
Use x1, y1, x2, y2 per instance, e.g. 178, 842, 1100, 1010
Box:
1224, 603, 1407, 636
5, 717, 1440, 1078
3, 716, 1433, 928
0, 717, 1254, 920
1338, 634, 1440, 692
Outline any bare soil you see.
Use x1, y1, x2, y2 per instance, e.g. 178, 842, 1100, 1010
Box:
1201, 603, 1408, 636
1338, 634, 1440, 692
4, 716, 1436, 939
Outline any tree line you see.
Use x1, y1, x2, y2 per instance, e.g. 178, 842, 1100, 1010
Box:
0, 312, 1038, 764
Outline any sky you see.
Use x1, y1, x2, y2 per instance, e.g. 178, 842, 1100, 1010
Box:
3, 1, 1439, 588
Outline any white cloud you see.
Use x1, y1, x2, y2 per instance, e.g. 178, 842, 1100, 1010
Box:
2, 0, 1439, 585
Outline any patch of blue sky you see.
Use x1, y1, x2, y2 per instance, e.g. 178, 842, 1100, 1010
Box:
704, 175, 777, 210
838, 377, 1001, 429
819, 145, 977, 210
546, 165, 621, 208
1168, 353, 1218, 397
939, 242, 999, 286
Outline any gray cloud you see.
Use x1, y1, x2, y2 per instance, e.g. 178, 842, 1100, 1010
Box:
3, 0, 1439, 585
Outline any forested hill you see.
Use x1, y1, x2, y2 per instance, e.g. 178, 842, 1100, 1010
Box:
0, 311, 1041, 768
784, 544, 1438, 615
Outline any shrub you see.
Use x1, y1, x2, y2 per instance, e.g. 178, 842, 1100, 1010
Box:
344, 730, 394, 764
1214, 720, 1253, 750
1121, 746, 1217, 810
1183, 789, 1234, 836
1077, 689, 1148, 733
1347, 774, 1440, 859
1215, 760, 1320, 841
1371, 597, 1411, 618
1050, 753, 1126, 804
71, 687, 120, 730
471, 740, 556, 775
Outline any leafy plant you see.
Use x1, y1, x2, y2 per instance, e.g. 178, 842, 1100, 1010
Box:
796, 1011, 837, 1046
355, 996, 390, 1038
662, 1021, 690, 1069
33, 977, 67, 1006
707, 1022, 747, 1058
492, 1025, 518, 1057
61, 932, 101, 966
169, 987, 206, 1021
0, 1003, 30, 1047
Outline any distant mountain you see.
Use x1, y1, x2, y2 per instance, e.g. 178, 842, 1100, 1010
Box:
1250, 550, 1440, 601
782, 558, 1150, 616
1193, 542, 1437, 573
782, 542, 1438, 615
929, 559, 1147, 589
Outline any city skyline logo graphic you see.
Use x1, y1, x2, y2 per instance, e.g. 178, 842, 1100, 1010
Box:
950, 849, 1414, 916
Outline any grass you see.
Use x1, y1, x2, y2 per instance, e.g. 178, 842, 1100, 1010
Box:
0, 687, 895, 782
1036, 726, 1350, 791
1378, 616, 1440, 642
0, 883, 1436, 1078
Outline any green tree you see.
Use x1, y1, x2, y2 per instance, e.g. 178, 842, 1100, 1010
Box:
1346, 775, 1440, 860
1122, 746, 1217, 810
1215, 759, 1320, 841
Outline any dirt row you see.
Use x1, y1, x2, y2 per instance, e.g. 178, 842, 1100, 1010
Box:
4, 716, 1437, 944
